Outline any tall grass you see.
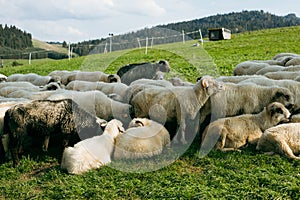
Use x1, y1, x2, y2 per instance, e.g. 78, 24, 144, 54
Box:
1, 26, 300, 199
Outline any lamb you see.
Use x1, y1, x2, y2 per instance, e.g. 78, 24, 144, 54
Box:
3, 99, 107, 167
200, 102, 291, 154
131, 76, 224, 144
61, 119, 124, 174
113, 118, 170, 159
198, 82, 295, 133
60, 71, 120, 85
256, 123, 300, 160
117, 60, 171, 85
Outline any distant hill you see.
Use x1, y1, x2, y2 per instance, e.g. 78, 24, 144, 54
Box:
32, 39, 68, 54
71, 10, 300, 56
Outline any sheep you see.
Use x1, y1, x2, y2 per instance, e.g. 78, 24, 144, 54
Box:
256, 123, 300, 160
7, 73, 61, 86
285, 57, 300, 66
198, 82, 295, 134
233, 61, 270, 75
216, 75, 268, 84
60, 71, 121, 86
238, 78, 300, 113
47, 90, 133, 127
169, 77, 194, 86
117, 60, 171, 85
272, 52, 299, 61
280, 65, 300, 72
61, 119, 124, 174
3, 99, 107, 167
131, 76, 224, 144
264, 71, 300, 80
255, 65, 285, 75
200, 102, 291, 154
0, 74, 7, 82
113, 118, 170, 159
65, 80, 129, 98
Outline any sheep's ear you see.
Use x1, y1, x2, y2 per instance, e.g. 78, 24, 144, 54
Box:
201, 78, 209, 88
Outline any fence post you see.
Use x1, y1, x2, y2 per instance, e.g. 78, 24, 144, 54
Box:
182, 30, 185, 43
137, 38, 141, 48
29, 52, 32, 65
199, 29, 204, 45
145, 37, 148, 54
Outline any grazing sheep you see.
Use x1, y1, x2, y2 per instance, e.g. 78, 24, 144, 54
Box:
233, 61, 270, 75
60, 71, 120, 85
264, 71, 300, 80
4, 99, 107, 167
61, 119, 124, 174
201, 102, 291, 153
256, 123, 300, 160
117, 60, 171, 85
131, 76, 224, 144
199, 82, 295, 133
113, 118, 170, 159
272, 53, 299, 61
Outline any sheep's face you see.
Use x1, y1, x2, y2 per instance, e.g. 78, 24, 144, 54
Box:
108, 74, 121, 83
105, 119, 125, 138
128, 118, 151, 128
158, 60, 171, 73
267, 102, 291, 124
271, 91, 295, 111
200, 76, 224, 96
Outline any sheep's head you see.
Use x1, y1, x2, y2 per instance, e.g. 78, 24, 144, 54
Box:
271, 90, 295, 111
128, 118, 151, 128
158, 60, 171, 73
198, 76, 224, 96
108, 74, 121, 83
104, 119, 125, 138
267, 102, 291, 125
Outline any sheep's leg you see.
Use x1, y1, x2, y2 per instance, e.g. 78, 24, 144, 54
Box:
42, 135, 50, 152
10, 148, 19, 167
278, 140, 300, 160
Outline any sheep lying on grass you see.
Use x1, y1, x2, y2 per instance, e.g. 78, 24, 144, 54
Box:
61, 119, 124, 174
113, 118, 170, 159
3, 99, 107, 167
200, 102, 291, 154
256, 123, 300, 160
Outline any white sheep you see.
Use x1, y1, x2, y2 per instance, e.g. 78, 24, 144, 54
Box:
169, 77, 194, 86
233, 61, 270, 75
113, 118, 170, 159
216, 75, 267, 84
200, 102, 291, 153
264, 71, 300, 80
256, 123, 300, 160
199, 82, 295, 133
255, 65, 284, 75
285, 57, 300, 66
7, 73, 61, 86
61, 119, 124, 174
131, 76, 224, 144
65, 80, 128, 98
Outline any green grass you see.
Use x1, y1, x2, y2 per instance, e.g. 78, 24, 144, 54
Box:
1, 26, 300, 199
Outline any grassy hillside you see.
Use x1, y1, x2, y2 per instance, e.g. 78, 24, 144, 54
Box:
1, 26, 300, 199
32, 39, 69, 54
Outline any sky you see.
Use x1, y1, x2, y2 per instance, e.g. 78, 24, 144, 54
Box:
0, 0, 299, 43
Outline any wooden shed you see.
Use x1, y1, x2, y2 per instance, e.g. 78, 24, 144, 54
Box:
208, 28, 231, 41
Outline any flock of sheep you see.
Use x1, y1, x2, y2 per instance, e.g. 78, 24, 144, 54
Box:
0, 53, 300, 174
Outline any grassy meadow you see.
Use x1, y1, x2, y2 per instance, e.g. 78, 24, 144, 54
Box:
1, 26, 300, 199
